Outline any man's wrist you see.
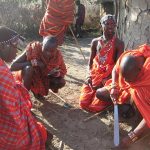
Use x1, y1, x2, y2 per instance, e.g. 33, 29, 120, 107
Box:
111, 82, 118, 89
128, 131, 138, 142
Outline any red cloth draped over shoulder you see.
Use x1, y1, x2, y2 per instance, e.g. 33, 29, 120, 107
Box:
91, 36, 116, 87
113, 44, 150, 127
79, 36, 116, 112
0, 59, 46, 149
39, 0, 75, 45
15, 41, 67, 96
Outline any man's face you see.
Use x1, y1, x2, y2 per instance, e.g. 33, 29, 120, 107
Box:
42, 41, 58, 59
103, 19, 116, 34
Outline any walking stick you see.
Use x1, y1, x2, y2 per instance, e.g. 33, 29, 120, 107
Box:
69, 26, 86, 62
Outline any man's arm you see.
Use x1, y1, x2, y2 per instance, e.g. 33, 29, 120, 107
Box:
88, 38, 99, 70
10, 51, 31, 71
121, 119, 149, 147
111, 66, 119, 85
114, 39, 124, 62
133, 119, 149, 137
110, 66, 120, 103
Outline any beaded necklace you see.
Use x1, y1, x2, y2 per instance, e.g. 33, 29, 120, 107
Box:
98, 35, 115, 64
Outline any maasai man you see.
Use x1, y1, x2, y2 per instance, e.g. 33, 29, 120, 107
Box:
79, 14, 124, 112
11, 36, 67, 99
96, 44, 150, 147
75, 0, 85, 38
0, 26, 48, 149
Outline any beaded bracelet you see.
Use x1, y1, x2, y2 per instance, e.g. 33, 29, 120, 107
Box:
128, 131, 138, 142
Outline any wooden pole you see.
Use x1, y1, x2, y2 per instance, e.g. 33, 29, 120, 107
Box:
69, 26, 86, 62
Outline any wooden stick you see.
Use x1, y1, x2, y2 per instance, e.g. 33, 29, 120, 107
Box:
83, 105, 112, 122
50, 91, 67, 103
49, 91, 72, 108
69, 26, 86, 62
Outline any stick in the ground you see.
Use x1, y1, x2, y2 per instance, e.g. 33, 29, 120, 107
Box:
83, 105, 112, 122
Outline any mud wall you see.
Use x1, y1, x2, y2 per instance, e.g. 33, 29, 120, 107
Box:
117, 0, 150, 49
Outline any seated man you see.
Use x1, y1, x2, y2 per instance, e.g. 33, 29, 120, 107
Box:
0, 26, 48, 149
11, 36, 67, 98
79, 14, 124, 112
96, 44, 150, 147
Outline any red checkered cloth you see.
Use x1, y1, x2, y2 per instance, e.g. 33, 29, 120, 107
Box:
0, 58, 45, 149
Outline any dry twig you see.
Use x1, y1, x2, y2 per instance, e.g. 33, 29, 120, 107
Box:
83, 105, 113, 122
49, 91, 72, 108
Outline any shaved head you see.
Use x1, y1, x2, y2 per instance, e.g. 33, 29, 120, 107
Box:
42, 35, 58, 52
120, 55, 141, 82
43, 36, 57, 47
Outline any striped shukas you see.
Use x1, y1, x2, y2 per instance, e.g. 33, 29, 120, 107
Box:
39, 0, 75, 45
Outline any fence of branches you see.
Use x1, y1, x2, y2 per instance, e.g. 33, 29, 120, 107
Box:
0, 0, 45, 37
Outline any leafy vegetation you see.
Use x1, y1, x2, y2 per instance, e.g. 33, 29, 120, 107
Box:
0, 0, 44, 37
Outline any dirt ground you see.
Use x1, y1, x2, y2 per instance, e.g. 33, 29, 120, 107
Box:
31, 34, 150, 150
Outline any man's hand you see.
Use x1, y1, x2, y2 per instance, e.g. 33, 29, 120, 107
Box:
31, 59, 45, 69
85, 77, 92, 86
110, 88, 119, 104
48, 68, 60, 77
37, 60, 45, 69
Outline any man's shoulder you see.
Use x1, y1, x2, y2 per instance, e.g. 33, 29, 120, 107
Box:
92, 36, 102, 42
114, 37, 124, 49
91, 36, 102, 45
57, 49, 63, 57
115, 37, 124, 44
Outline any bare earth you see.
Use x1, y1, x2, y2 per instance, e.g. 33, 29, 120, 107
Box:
31, 35, 150, 150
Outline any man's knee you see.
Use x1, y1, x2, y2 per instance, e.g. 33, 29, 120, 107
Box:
96, 87, 110, 101
51, 77, 66, 88
23, 66, 34, 78
59, 78, 66, 88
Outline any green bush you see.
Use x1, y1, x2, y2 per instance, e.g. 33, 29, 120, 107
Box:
0, 0, 44, 38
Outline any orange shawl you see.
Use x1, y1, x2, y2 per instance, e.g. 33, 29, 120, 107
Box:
115, 44, 150, 127
90, 36, 116, 87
